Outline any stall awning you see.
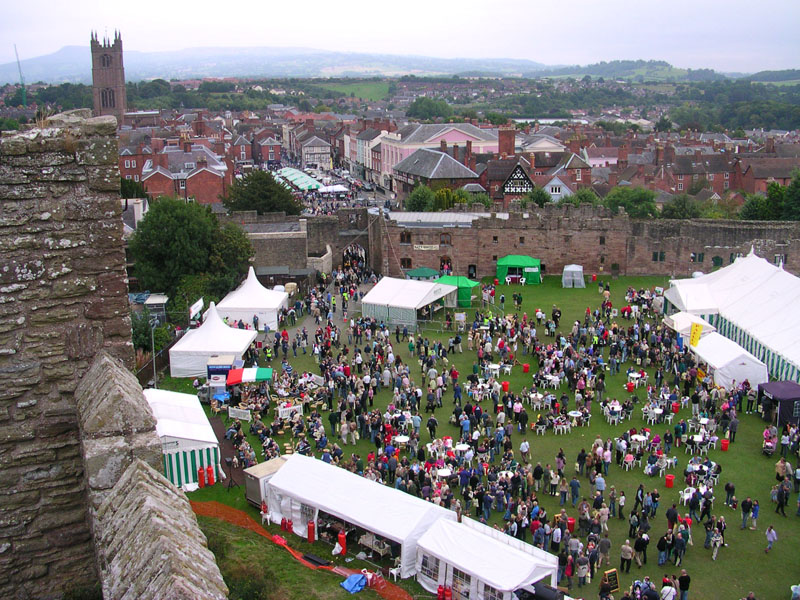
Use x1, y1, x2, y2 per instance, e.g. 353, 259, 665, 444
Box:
226, 367, 273, 385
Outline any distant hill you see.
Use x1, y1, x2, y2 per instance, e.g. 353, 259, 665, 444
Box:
746, 69, 800, 82
529, 59, 728, 82
0, 46, 548, 84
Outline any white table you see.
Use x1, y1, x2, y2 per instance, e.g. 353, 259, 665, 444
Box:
488, 364, 501, 377
437, 468, 452, 478
568, 410, 582, 418
394, 435, 409, 445
455, 443, 470, 453
692, 435, 704, 443
653, 408, 663, 415
699, 418, 709, 425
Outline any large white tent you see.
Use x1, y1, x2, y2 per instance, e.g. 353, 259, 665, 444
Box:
664, 251, 800, 382
265, 454, 456, 578
169, 303, 257, 378
416, 518, 557, 599
692, 332, 769, 389
561, 264, 585, 288
215, 267, 289, 331
143, 389, 223, 488
360, 277, 458, 326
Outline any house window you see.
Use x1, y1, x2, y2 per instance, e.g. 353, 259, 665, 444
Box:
677, 174, 684, 181
419, 554, 439, 581
179, 180, 186, 190
697, 253, 704, 263
652, 251, 665, 262
399, 231, 411, 244
693, 174, 698, 181
599, 236, 606, 245
451, 568, 471, 600
724, 172, 730, 179
124, 160, 131, 168
131, 160, 136, 168
269, 151, 275, 160
134, 175, 139, 182
400, 257, 412, 269
575, 169, 582, 181
101, 54, 112, 68
677, 183, 684, 191
724, 181, 729, 190
708, 173, 714, 181
600, 255, 605, 264
492, 236, 498, 244
125, 175, 131, 180
774, 254, 787, 265
519, 236, 525, 244
184, 162, 195, 170
535, 171, 543, 176
240, 149, 246, 160
440, 233, 452, 246
550, 186, 561, 195
492, 255, 498, 261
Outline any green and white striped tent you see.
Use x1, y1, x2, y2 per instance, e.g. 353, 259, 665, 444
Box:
664, 250, 800, 384
144, 389, 223, 488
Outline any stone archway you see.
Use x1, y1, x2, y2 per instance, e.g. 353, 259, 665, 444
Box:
343, 243, 367, 271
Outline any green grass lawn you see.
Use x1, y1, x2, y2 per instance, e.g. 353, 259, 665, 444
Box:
318, 81, 390, 101
167, 274, 800, 600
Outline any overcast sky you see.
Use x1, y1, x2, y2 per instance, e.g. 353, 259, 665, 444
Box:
2, 0, 798, 73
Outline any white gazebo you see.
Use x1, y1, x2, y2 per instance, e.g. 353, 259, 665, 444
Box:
215, 267, 289, 331
561, 264, 585, 288
360, 277, 458, 326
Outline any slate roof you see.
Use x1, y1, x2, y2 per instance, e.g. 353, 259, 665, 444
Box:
548, 153, 591, 176
393, 148, 478, 180
671, 155, 733, 175
395, 123, 497, 145
356, 128, 382, 141
260, 137, 280, 146
739, 157, 800, 179
300, 136, 331, 148
585, 147, 619, 160
486, 156, 531, 181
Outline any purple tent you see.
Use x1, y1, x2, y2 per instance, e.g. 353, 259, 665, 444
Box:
758, 381, 800, 428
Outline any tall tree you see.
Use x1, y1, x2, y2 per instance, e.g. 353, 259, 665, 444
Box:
661, 194, 702, 219
522, 186, 552, 208
405, 185, 435, 211
603, 186, 658, 218
222, 170, 301, 215
781, 171, 800, 220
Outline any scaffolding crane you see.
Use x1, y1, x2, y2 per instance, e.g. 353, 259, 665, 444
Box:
14, 44, 26, 108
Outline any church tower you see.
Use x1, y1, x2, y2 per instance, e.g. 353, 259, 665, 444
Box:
90, 31, 126, 124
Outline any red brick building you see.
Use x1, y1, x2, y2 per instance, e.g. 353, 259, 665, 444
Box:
141, 145, 232, 204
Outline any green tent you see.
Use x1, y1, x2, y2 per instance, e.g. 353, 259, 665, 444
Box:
496, 255, 541, 285
436, 275, 480, 307
406, 267, 440, 281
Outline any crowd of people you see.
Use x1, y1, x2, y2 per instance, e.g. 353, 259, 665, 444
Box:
208, 277, 799, 600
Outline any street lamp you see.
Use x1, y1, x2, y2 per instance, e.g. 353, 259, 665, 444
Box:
150, 317, 158, 389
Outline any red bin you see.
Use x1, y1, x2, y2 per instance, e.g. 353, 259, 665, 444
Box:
494, 278, 499, 286
672, 402, 680, 414
523, 363, 530, 373
206, 465, 215, 486
287, 519, 294, 534
344, 365, 351, 377
338, 530, 347, 555
721, 439, 729, 451
567, 517, 576, 533
197, 467, 205, 488
592, 274, 597, 282
665, 474, 675, 488
281, 517, 287, 531
308, 520, 315, 543
502, 381, 510, 392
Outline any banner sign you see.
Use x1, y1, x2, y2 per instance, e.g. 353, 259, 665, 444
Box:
689, 323, 703, 347
413, 244, 440, 251
228, 406, 252, 421
189, 297, 204, 320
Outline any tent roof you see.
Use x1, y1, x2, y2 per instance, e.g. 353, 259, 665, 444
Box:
693, 332, 765, 371
758, 381, 800, 402
361, 277, 457, 310
267, 454, 455, 543
417, 519, 553, 592
171, 303, 257, 355
406, 267, 439, 278
667, 252, 800, 371
217, 267, 288, 311
496, 254, 540, 267
436, 275, 480, 289
143, 389, 217, 445
662, 312, 716, 337
562, 264, 583, 272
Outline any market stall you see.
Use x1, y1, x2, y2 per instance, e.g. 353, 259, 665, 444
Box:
265, 454, 456, 578
215, 267, 289, 332
143, 389, 223, 489
561, 264, 585, 288
226, 367, 273, 386
361, 277, 458, 327
692, 332, 768, 389
496, 255, 541, 285
663, 311, 716, 340
758, 381, 800, 428
169, 303, 257, 378
244, 456, 288, 507
415, 518, 557, 599
406, 267, 440, 281
436, 275, 480, 307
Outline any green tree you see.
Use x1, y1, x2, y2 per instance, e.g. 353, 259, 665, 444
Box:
565, 187, 600, 207
603, 186, 658, 218
739, 194, 769, 220
654, 114, 672, 132
130, 307, 172, 352
433, 188, 456, 211
470, 192, 493, 209
781, 171, 800, 220
661, 194, 702, 219
207, 223, 254, 298
764, 181, 786, 220
405, 184, 435, 211
688, 177, 709, 195
222, 170, 301, 215
484, 111, 508, 126
121, 178, 148, 199
167, 273, 218, 328
522, 186, 552, 208
406, 97, 452, 120
0, 117, 20, 131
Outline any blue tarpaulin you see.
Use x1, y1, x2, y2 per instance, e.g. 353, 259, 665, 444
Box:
340, 574, 367, 594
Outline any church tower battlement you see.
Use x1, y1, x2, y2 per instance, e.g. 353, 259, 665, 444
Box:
90, 30, 126, 124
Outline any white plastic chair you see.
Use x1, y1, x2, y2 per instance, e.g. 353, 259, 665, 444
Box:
505, 276, 512, 285
519, 277, 526, 285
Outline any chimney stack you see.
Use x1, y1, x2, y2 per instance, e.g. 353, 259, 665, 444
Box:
694, 149, 702, 162
466, 140, 473, 167
498, 126, 515, 158
440, 140, 447, 153
618, 144, 629, 168
656, 144, 664, 166
608, 171, 618, 187
529, 152, 536, 171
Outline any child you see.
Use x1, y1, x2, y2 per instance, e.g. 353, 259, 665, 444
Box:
765, 525, 778, 553
619, 491, 626, 519
750, 500, 760, 530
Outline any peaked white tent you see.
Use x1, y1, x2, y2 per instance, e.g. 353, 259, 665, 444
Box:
265, 454, 456, 578
561, 264, 585, 288
665, 251, 800, 382
692, 332, 768, 389
663, 312, 716, 339
169, 303, 257, 378
215, 267, 289, 331
143, 389, 223, 488
361, 277, 458, 326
